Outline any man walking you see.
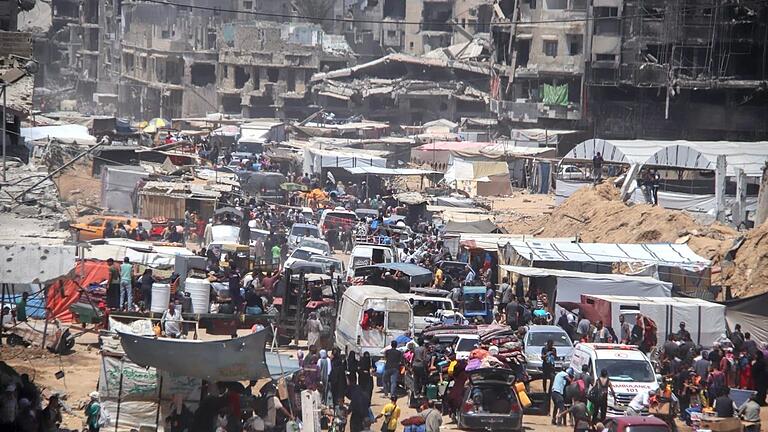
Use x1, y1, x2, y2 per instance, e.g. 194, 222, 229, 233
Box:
382, 340, 402, 398
551, 368, 572, 425
119, 257, 134, 311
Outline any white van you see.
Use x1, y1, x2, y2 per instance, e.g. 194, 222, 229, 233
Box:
402, 294, 454, 335
569, 343, 659, 416
346, 245, 396, 279
335, 285, 412, 357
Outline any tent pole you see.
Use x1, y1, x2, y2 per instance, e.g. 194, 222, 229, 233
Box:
42, 284, 49, 349
155, 374, 164, 428
115, 361, 125, 432
0, 283, 5, 346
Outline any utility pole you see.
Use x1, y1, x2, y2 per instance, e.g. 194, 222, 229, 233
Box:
2, 82, 6, 182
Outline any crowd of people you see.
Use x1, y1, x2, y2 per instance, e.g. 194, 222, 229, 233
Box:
0, 375, 62, 432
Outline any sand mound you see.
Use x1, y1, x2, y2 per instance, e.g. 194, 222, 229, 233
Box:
500, 182, 768, 297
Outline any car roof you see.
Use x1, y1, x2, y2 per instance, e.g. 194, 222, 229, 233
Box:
343, 285, 408, 304
527, 325, 568, 333
575, 343, 647, 360
402, 294, 452, 302
294, 246, 325, 254
292, 223, 319, 229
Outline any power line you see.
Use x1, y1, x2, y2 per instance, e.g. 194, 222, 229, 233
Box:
136, 0, 766, 28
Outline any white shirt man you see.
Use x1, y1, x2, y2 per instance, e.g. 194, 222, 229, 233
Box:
626, 388, 656, 416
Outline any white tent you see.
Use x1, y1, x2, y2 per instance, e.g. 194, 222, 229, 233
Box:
563, 138, 768, 177
303, 147, 386, 175
500, 265, 672, 304
444, 155, 512, 196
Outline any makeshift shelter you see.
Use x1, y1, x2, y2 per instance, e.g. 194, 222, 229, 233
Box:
21, 124, 97, 145
499, 265, 672, 307
100, 166, 148, 214
557, 139, 768, 213
720, 292, 768, 345
575, 294, 726, 347
302, 147, 386, 175
444, 156, 513, 197
138, 181, 224, 220
504, 241, 711, 293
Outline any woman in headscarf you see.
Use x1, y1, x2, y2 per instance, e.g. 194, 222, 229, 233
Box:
317, 349, 332, 405
347, 351, 359, 385
329, 349, 348, 407
358, 351, 374, 401
306, 312, 323, 348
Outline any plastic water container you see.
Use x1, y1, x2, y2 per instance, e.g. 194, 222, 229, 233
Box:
150, 283, 171, 313
184, 277, 211, 314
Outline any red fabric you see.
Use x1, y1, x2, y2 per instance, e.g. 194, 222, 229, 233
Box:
47, 260, 110, 323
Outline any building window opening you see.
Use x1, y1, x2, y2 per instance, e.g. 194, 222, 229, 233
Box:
234, 66, 250, 88
383, 0, 406, 18
567, 34, 582, 55
190, 63, 216, 86
543, 40, 558, 57
267, 68, 279, 83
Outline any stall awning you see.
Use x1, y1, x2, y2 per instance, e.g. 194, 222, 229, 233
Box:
345, 167, 440, 176
500, 265, 673, 303
507, 241, 710, 269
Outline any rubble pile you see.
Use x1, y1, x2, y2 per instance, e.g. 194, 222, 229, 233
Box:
0, 160, 70, 243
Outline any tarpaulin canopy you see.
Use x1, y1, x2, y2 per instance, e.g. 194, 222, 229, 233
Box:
720, 292, 768, 345
303, 147, 386, 174
507, 241, 710, 269
443, 219, 503, 234
21, 124, 97, 145
579, 294, 726, 347
345, 167, 440, 176
47, 260, 110, 323
499, 265, 672, 304
563, 138, 768, 176
118, 329, 295, 381
0, 244, 76, 284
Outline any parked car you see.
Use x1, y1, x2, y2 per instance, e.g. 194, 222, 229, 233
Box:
559, 164, 586, 180
523, 325, 574, 377
283, 246, 327, 269
297, 238, 332, 256
454, 334, 480, 361
456, 368, 523, 431
288, 223, 321, 246
70, 216, 152, 241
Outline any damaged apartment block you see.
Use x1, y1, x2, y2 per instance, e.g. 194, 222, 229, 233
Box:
310, 51, 497, 125
217, 21, 354, 119
491, 0, 587, 130
585, 0, 768, 140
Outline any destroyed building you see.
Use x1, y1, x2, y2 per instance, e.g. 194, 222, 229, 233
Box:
341, 1, 494, 59
584, 0, 768, 140
217, 21, 354, 119
117, 0, 243, 120
310, 51, 495, 125
491, 0, 587, 129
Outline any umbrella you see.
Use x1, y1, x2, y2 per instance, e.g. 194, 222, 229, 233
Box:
142, 118, 170, 133
280, 182, 308, 192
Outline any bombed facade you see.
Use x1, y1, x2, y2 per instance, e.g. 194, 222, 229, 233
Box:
585, 0, 768, 140
491, 0, 587, 129
217, 21, 354, 119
